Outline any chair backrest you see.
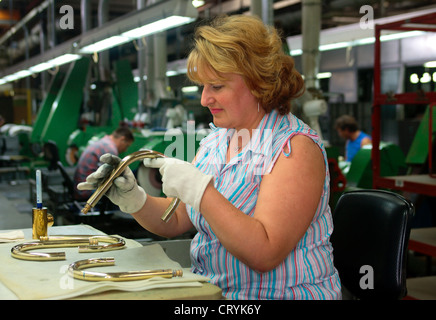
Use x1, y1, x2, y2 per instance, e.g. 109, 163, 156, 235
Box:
56, 161, 75, 197
331, 189, 414, 300
43, 140, 60, 170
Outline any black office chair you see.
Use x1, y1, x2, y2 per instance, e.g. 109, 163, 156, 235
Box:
43, 140, 60, 171
331, 189, 414, 300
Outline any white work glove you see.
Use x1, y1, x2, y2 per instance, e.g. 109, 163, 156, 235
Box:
143, 157, 214, 212
77, 153, 147, 214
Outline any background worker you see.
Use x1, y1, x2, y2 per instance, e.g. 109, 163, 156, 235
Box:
73, 126, 134, 199
335, 115, 371, 162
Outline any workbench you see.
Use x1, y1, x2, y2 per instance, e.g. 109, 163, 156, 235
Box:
0, 225, 222, 300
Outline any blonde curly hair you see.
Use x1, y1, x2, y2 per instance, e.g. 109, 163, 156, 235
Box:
187, 14, 305, 115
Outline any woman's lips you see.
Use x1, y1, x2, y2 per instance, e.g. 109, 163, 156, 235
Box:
209, 108, 223, 115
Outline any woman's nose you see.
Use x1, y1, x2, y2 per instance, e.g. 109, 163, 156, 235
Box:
200, 87, 213, 107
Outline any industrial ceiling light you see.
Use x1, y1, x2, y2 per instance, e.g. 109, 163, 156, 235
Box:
288, 8, 434, 57
191, 0, 205, 8
80, 36, 132, 54
0, 53, 81, 84
0, 0, 197, 85
122, 16, 194, 39
47, 54, 82, 67
290, 30, 427, 56
79, 0, 197, 54
424, 60, 436, 68
0, 53, 82, 85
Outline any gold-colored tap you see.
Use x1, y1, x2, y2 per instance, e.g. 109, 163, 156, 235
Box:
68, 257, 183, 282
32, 207, 54, 240
81, 150, 180, 223
11, 235, 126, 261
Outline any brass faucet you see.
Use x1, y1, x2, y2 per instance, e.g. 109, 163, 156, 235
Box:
81, 150, 180, 223
32, 207, 54, 240
68, 257, 183, 282
11, 235, 126, 261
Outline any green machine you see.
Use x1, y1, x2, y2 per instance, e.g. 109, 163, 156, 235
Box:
326, 141, 407, 211
342, 142, 407, 190
405, 105, 436, 168
31, 58, 142, 165
31, 57, 91, 164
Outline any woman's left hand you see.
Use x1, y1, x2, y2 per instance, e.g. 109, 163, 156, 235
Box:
143, 157, 214, 212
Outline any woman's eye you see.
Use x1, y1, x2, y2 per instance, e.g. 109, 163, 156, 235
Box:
212, 85, 223, 90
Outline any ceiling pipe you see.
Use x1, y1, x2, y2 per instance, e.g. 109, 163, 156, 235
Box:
0, 0, 51, 47
98, 0, 110, 82
250, 0, 274, 26
81, 0, 92, 114
81, 0, 92, 33
301, 0, 321, 90
137, 0, 146, 114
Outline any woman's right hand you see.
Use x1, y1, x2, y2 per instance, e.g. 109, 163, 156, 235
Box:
77, 153, 147, 214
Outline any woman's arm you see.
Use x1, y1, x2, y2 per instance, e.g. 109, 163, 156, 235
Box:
131, 196, 194, 238
199, 134, 326, 272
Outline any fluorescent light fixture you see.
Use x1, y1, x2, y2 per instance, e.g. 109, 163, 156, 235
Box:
29, 61, 54, 73
13, 70, 33, 79
308, 30, 426, 55
47, 53, 81, 66
380, 30, 425, 41
181, 86, 199, 93
79, 0, 198, 54
2, 69, 33, 82
317, 72, 332, 79
290, 49, 302, 56
433, 72, 436, 82
80, 35, 131, 54
1, 54, 82, 85
166, 70, 179, 77
410, 73, 419, 84
28, 54, 81, 73
3, 74, 21, 82
319, 41, 351, 52
287, 8, 434, 57
1, 0, 198, 83
421, 72, 432, 83
192, 0, 205, 8
424, 60, 436, 68
122, 16, 194, 39
80, 16, 195, 54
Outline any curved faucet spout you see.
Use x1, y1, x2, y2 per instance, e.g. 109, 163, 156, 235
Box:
81, 150, 180, 223
11, 235, 126, 261
68, 257, 183, 282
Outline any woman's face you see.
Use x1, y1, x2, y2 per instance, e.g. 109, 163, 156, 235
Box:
200, 69, 264, 131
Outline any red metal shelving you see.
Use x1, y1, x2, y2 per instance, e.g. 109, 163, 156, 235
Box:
372, 12, 436, 197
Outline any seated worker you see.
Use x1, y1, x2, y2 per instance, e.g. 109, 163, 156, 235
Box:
78, 15, 341, 300
73, 126, 134, 199
334, 115, 371, 162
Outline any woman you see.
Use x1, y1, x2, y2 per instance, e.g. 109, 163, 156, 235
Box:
78, 15, 341, 300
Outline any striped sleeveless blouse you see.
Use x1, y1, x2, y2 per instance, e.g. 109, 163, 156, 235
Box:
188, 109, 342, 300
